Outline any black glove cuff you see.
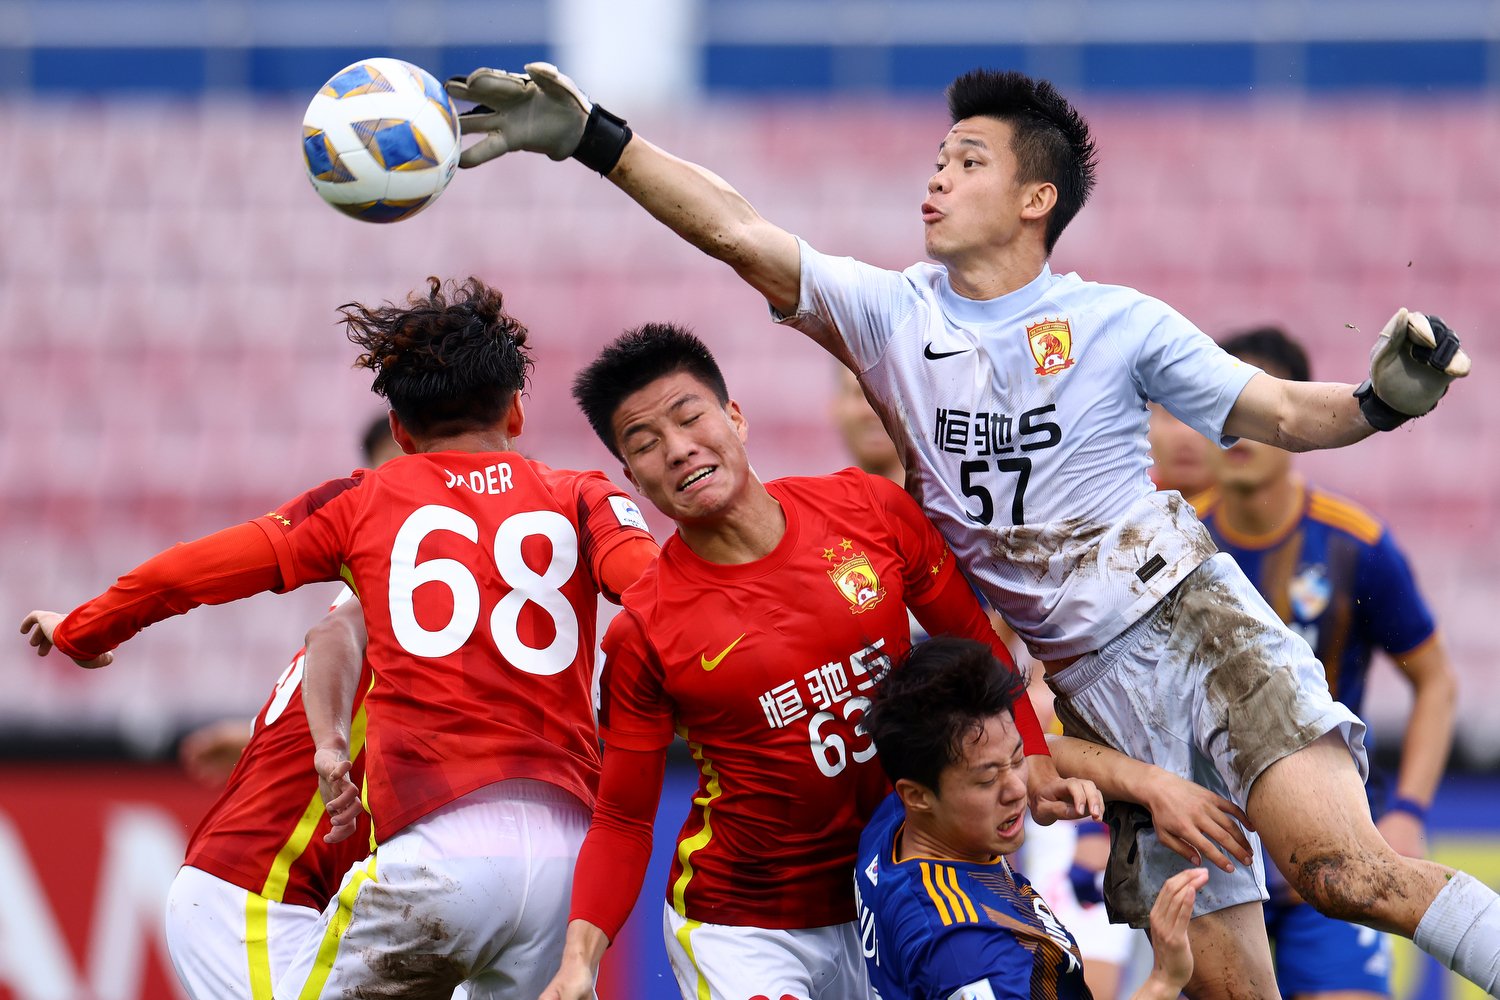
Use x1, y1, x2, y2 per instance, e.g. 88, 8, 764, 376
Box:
572, 104, 632, 175
1354, 380, 1411, 431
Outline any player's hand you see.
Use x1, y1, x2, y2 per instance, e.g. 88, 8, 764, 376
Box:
447, 62, 592, 166
1376, 809, 1428, 859
1138, 867, 1207, 999
179, 718, 253, 787
1139, 768, 1254, 873
1358, 309, 1471, 430
314, 748, 362, 844
1027, 756, 1103, 825
535, 959, 597, 1000
19, 610, 113, 669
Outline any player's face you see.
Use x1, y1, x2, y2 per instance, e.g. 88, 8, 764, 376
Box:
923, 117, 1033, 265
930, 712, 1030, 861
1209, 435, 1293, 493
831, 368, 901, 479
612, 370, 751, 526
1147, 404, 1214, 497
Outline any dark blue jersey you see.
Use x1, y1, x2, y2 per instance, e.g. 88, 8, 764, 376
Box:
1195, 483, 1435, 722
856, 795, 1092, 1000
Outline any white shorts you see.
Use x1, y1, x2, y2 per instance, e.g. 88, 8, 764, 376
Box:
165, 865, 321, 1000
662, 904, 870, 1000
1046, 553, 1368, 928
273, 779, 589, 1000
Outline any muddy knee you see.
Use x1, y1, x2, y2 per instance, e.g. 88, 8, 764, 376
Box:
1287, 850, 1401, 925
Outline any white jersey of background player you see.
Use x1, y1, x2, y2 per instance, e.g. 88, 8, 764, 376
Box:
444, 58, 1492, 1000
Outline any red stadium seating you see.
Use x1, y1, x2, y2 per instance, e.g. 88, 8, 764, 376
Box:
3, 97, 1495, 755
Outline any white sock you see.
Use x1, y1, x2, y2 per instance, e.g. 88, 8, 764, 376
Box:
1413, 871, 1500, 994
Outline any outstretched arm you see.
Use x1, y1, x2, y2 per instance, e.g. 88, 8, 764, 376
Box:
20, 521, 282, 666
303, 597, 367, 844
1224, 309, 1469, 448
449, 63, 802, 315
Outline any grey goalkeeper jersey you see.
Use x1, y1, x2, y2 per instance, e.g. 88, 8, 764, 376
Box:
778, 239, 1260, 659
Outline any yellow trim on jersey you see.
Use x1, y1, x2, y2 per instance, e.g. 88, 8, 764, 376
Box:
940, 865, 979, 922
260, 689, 373, 902
1308, 492, 1382, 546
920, 862, 955, 925
670, 740, 723, 919
1210, 480, 1307, 550
671, 915, 712, 1000
245, 892, 274, 1000
1188, 486, 1219, 518
338, 563, 358, 595
296, 854, 378, 1000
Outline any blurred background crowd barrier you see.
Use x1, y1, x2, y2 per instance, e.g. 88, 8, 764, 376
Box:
0, 1, 1495, 997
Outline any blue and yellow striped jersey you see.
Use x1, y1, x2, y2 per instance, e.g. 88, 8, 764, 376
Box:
1194, 482, 1435, 725
856, 794, 1092, 1000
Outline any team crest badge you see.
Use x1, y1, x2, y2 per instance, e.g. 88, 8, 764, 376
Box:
827, 548, 887, 614
1026, 318, 1076, 376
1289, 564, 1332, 621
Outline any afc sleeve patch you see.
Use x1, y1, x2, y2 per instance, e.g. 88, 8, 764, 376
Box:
947, 980, 998, 1000
609, 495, 649, 531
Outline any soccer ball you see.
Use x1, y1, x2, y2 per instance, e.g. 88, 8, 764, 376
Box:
302, 58, 461, 224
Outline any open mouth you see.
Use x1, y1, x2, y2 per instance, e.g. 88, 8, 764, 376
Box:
997, 813, 1024, 839
679, 466, 716, 491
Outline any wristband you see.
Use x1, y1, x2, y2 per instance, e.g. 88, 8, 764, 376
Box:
1076, 820, 1109, 838
572, 103, 632, 175
1353, 380, 1411, 431
1386, 796, 1427, 822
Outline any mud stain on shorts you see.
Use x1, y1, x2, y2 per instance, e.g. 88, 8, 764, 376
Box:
352, 915, 467, 999
1174, 575, 1328, 796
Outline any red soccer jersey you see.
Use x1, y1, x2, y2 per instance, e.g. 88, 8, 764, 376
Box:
183, 591, 374, 910
599, 469, 957, 929
252, 452, 654, 842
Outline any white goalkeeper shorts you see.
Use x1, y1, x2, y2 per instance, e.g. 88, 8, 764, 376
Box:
165, 865, 321, 1000
663, 903, 870, 1000
1046, 553, 1367, 928
273, 779, 588, 1000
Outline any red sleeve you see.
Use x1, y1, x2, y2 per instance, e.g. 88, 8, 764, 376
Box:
596, 612, 677, 752
567, 744, 667, 939
53, 522, 282, 660
866, 474, 953, 606
572, 473, 658, 601
597, 536, 660, 604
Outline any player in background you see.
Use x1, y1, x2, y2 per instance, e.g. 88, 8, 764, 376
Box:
857, 636, 1205, 1000
1147, 404, 1216, 499
1194, 326, 1458, 1000
441, 62, 1494, 997
831, 364, 905, 485
177, 415, 401, 788
162, 416, 401, 1000
20, 277, 659, 999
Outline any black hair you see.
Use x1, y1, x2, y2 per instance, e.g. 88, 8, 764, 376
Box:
946, 68, 1098, 254
864, 636, 1028, 795
572, 322, 729, 460
1218, 325, 1312, 382
342, 276, 532, 439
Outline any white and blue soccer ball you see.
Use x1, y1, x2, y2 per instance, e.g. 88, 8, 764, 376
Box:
302, 57, 461, 224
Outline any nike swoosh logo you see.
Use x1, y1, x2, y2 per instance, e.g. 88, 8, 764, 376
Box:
700, 633, 747, 672
923, 344, 971, 360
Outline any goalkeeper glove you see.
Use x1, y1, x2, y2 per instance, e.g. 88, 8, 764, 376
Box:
445, 62, 632, 175
1354, 309, 1471, 431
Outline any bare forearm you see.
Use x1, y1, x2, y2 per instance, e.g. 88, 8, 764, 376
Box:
609, 137, 800, 312
559, 919, 610, 973
1047, 734, 1157, 802
1225, 376, 1376, 453
1396, 671, 1457, 806
303, 603, 365, 754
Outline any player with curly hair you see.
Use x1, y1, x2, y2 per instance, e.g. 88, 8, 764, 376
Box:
21, 277, 659, 999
